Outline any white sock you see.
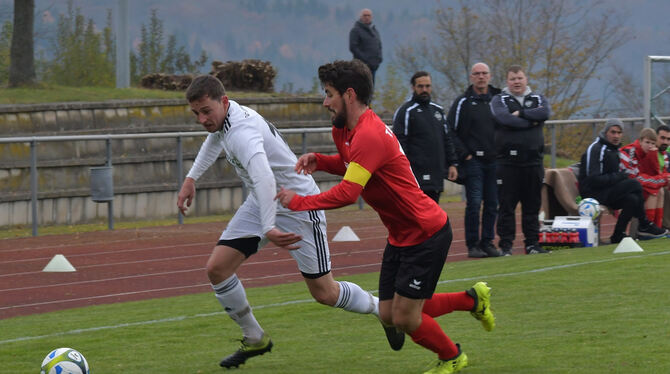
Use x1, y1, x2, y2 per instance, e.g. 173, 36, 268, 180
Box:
212, 274, 264, 343
334, 281, 379, 316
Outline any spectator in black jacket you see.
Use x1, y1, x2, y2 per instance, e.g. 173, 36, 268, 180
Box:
349, 8, 382, 84
490, 65, 549, 255
393, 71, 458, 203
578, 119, 667, 243
447, 62, 501, 258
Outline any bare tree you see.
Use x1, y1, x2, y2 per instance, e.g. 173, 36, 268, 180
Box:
8, 0, 35, 87
395, 0, 631, 119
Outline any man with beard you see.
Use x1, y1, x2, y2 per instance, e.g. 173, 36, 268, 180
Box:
177, 74, 401, 368
276, 60, 495, 374
393, 71, 459, 203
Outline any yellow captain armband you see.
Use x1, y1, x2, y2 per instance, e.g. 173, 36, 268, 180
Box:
343, 162, 371, 187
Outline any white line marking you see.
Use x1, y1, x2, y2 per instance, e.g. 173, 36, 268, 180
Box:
3, 250, 667, 345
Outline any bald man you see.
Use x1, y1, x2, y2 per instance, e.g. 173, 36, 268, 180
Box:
349, 8, 382, 83
446, 62, 502, 258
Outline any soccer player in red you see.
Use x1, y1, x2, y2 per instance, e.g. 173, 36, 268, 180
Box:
276, 60, 495, 374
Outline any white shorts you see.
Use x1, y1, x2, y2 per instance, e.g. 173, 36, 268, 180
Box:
220, 198, 331, 276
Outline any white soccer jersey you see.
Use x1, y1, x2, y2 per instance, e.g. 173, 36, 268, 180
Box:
187, 100, 321, 231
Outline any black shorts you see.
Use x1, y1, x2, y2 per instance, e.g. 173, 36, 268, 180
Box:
217, 237, 261, 258
378, 220, 452, 300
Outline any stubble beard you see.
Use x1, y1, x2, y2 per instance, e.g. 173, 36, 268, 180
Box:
332, 101, 347, 129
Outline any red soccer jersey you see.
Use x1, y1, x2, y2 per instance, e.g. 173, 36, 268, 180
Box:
289, 109, 447, 246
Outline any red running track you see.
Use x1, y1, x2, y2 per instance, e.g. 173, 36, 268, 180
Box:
0, 202, 616, 319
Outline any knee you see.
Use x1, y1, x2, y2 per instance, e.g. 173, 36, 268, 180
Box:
624, 192, 643, 208
483, 199, 497, 211
624, 179, 643, 194
466, 196, 482, 209
206, 258, 231, 284
205, 261, 221, 283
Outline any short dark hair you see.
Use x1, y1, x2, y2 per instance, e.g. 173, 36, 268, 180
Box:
657, 124, 670, 133
318, 59, 373, 105
410, 71, 430, 86
186, 75, 225, 102
507, 64, 525, 75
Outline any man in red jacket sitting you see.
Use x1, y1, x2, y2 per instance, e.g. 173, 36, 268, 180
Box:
620, 128, 670, 228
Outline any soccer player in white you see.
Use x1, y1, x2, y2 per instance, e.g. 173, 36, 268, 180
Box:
177, 75, 401, 368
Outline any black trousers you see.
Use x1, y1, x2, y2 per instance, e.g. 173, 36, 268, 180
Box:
587, 178, 647, 235
496, 164, 544, 249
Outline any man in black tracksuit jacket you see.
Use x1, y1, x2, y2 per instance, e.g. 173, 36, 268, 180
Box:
490, 65, 549, 255
447, 62, 501, 258
393, 71, 458, 203
578, 118, 667, 243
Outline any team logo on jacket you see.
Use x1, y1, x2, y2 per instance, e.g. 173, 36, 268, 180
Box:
524, 101, 533, 107
434, 112, 442, 121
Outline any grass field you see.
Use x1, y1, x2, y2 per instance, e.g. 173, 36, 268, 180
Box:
2, 238, 668, 373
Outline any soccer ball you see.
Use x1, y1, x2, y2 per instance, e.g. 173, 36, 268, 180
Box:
578, 198, 600, 220
41, 348, 90, 374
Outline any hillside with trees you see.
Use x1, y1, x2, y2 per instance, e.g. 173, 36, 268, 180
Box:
0, 0, 668, 119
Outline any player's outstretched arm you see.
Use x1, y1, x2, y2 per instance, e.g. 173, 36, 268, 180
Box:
265, 227, 302, 250
177, 177, 196, 215
295, 153, 318, 175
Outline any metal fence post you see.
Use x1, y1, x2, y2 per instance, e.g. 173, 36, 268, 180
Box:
592, 122, 598, 140
550, 123, 557, 168
177, 136, 184, 225
30, 140, 38, 236
106, 138, 114, 230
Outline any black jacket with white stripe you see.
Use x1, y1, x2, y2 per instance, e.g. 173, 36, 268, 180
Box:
490, 87, 550, 166
446, 84, 501, 162
578, 135, 628, 197
392, 94, 458, 192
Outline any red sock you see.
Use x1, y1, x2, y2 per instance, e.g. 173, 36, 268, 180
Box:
655, 208, 664, 227
409, 313, 459, 360
646, 209, 656, 224
422, 291, 475, 318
